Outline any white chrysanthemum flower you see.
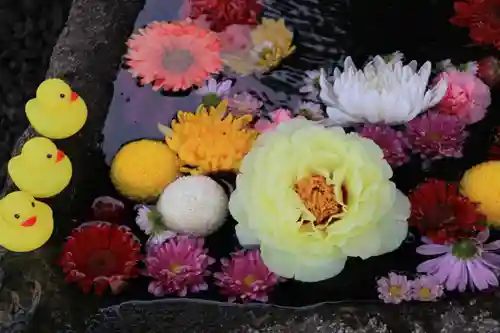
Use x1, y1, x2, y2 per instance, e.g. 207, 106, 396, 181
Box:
156, 175, 228, 237
318, 56, 448, 125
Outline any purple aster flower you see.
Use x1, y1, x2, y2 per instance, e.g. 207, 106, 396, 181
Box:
299, 70, 321, 100
213, 249, 281, 303
416, 228, 500, 292
143, 236, 215, 297
197, 77, 233, 107
406, 112, 468, 161
411, 275, 444, 302
296, 101, 325, 120
376, 272, 412, 304
227, 92, 263, 116
359, 125, 409, 168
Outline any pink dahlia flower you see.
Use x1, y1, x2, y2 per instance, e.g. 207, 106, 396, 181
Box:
410, 275, 444, 302
213, 249, 281, 303
254, 109, 302, 133
416, 228, 500, 292
143, 236, 215, 297
406, 112, 468, 161
359, 125, 409, 168
434, 71, 491, 124
126, 21, 222, 92
376, 272, 412, 304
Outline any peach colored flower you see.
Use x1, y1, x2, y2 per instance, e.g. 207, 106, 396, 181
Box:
125, 21, 222, 92
434, 71, 491, 124
254, 109, 300, 133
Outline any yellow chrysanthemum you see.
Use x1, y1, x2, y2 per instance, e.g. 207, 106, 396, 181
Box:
166, 100, 258, 174
460, 161, 500, 226
229, 119, 410, 282
222, 18, 295, 75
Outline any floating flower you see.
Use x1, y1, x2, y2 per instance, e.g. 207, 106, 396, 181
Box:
296, 101, 325, 121
196, 77, 233, 107
182, 0, 262, 32
411, 275, 444, 302
478, 56, 500, 86
299, 70, 321, 100
488, 127, 500, 160
214, 249, 281, 303
358, 125, 409, 168
434, 71, 491, 124
409, 179, 486, 244
450, 0, 500, 49
219, 24, 253, 53
164, 100, 258, 174
125, 21, 222, 91
254, 109, 296, 133
91, 196, 125, 224
376, 273, 412, 304
135, 205, 176, 245
229, 119, 410, 282
461, 161, 500, 226
405, 112, 468, 161
58, 222, 142, 295
223, 18, 295, 75
143, 236, 215, 297
416, 228, 500, 291
318, 56, 447, 125
227, 92, 263, 116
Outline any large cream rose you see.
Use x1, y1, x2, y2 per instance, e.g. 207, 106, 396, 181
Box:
229, 119, 410, 282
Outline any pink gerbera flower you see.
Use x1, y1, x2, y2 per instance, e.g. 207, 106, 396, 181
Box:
359, 125, 409, 168
125, 21, 222, 92
411, 275, 444, 301
214, 249, 281, 303
406, 112, 468, 161
143, 236, 215, 297
416, 228, 500, 292
376, 272, 412, 304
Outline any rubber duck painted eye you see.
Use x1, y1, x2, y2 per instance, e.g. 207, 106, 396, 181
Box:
46, 154, 52, 159
31, 202, 35, 207
14, 214, 20, 219
60, 93, 65, 99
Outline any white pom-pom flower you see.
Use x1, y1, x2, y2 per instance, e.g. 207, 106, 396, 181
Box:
319, 55, 448, 125
156, 175, 228, 237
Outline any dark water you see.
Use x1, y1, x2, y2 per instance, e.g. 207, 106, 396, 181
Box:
96, 0, 500, 307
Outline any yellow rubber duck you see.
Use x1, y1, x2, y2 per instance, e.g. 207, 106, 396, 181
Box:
26, 78, 88, 139
0, 191, 54, 252
8, 137, 72, 198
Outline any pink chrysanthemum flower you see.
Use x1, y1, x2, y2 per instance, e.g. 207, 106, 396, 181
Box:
417, 228, 500, 292
143, 236, 215, 297
126, 21, 222, 92
227, 92, 262, 116
406, 112, 468, 161
411, 275, 444, 302
213, 249, 281, 303
376, 272, 412, 304
359, 125, 409, 168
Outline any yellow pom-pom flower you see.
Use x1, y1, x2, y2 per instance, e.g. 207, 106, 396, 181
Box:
460, 161, 500, 226
165, 100, 258, 175
229, 119, 410, 282
222, 18, 295, 75
110, 140, 179, 202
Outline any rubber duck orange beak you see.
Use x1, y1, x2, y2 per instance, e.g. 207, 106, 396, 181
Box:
21, 216, 37, 227
56, 150, 65, 163
71, 91, 79, 102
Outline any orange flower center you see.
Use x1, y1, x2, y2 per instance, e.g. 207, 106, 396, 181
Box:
170, 264, 183, 274
426, 132, 442, 141
243, 274, 257, 286
419, 287, 432, 300
294, 175, 347, 229
389, 285, 403, 297
163, 49, 194, 72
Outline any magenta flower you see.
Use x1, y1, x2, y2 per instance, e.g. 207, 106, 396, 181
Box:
359, 125, 409, 168
213, 249, 281, 303
416, 228, 500, 292
143, 236, 215, 297
254, 109, 302, 133
411, 275, 444, 302
406, 112, 468, 161
376, 272, 412, 304
227, 92, 263, 116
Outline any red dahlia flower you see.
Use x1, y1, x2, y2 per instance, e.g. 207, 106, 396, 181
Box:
184, 0, 263, 32
409, 179, 486, 244
450, 0, 500, 49
58, 222, 142, 295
